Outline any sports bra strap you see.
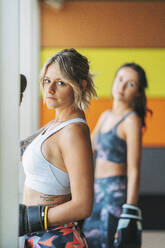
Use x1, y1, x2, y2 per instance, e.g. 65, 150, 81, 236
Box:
43, 118, 87, 139
114, 111, 136, 128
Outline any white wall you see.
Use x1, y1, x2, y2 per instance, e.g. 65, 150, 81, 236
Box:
0, 0, 40, 247
20, 0, 40, 140
0, 0, 19, 246
19, 0, 40, 198
19, 1, 40, 247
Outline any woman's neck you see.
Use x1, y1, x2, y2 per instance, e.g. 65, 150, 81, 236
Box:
55, 108, 85, 122
112, 100, 133, 115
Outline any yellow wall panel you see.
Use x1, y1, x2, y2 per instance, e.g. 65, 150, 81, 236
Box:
41, 48, 165, 98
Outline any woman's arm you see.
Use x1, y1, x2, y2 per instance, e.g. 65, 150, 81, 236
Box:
125, 114, 142, 205
47, 123, 94, 226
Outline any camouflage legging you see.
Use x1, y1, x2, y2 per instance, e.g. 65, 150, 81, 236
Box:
83, 175, 127, 248
24, 223, 87, 248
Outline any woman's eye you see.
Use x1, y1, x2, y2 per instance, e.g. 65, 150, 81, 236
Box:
127, 81, 134, 87
44, 78, 50, 84
57, 81, 65, 86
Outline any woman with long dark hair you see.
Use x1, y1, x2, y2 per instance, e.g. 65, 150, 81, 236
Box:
83, 63, 152, 248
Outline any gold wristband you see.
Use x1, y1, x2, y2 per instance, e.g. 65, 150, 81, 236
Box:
44, 206, 48, 231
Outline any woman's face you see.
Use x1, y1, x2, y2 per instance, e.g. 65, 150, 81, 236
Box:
43, 62, 74, 110
112, 66, 140, 104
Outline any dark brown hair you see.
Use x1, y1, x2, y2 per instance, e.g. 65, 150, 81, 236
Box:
116, 63, 152, 127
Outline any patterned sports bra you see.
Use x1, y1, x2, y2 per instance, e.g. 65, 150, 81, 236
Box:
94, 111, 136, 164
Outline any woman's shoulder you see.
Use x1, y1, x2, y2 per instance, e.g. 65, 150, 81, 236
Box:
57, 122, 90, 153
125, 112, 142, 126
124, 112, 142, 135
61, 120, 89, 139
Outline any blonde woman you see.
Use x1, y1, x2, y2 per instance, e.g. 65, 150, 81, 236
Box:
19, 48, 97, 247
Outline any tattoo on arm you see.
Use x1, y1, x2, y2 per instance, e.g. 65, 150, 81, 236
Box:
20, 135, 36, 157
20, 127, 44, 157
20, 121, 54, 157
39, 194, 71, 206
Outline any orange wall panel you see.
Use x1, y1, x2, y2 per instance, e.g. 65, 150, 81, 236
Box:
41, 1, 165, 48
40, 99, 56, 126
142, 98, 165, 147
40, 98, 165, 147
85, 98, 165, 147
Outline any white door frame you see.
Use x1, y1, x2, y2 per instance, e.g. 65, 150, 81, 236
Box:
0, 0, 20, 246
0, 0, 40, 246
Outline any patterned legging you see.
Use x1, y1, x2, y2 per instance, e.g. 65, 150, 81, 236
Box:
82, 175, 127, 248
24, 223, 87, 248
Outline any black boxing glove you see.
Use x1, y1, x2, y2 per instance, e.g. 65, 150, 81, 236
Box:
113, 204, 142, 248
20, 74, 27, 104
19, 204, 48, 236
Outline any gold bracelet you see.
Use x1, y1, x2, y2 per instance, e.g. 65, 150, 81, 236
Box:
44, 206, 48, 231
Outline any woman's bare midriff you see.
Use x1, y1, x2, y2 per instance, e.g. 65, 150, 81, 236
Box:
95, 158, 127, 178
23, 185, 71, 207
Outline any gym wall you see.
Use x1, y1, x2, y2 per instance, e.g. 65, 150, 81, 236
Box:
40, 1, 165, 229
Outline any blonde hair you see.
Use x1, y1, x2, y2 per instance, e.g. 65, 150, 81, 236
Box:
40, 48, 97, 111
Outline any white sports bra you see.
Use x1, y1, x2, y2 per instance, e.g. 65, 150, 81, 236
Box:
22, 118, 87, 195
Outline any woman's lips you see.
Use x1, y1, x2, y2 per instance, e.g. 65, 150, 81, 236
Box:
46, 97, 56, 100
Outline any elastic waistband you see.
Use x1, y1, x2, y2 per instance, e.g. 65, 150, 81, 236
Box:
95, 175, 127, 182
48, 222, 78, 231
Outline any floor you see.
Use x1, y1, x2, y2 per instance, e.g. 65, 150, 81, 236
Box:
142, 231, 165, 248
